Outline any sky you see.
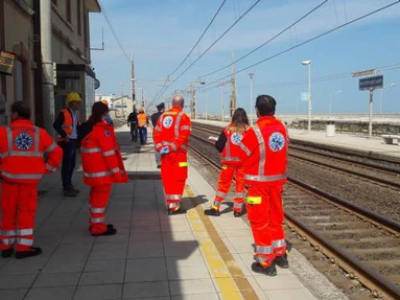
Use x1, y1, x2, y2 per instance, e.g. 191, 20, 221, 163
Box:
89, 0, 400, 115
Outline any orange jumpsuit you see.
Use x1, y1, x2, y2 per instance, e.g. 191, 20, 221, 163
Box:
213, 124, 248, 212
80, 122, 128, 234
153, 105, 191, 211
237, 116, 287, 267
0, 119, 62, 251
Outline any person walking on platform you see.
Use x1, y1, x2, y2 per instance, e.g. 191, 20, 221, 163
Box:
101, 100, 114, 126
153, 95, 191, 215
137, 108, 148, 145
204, 108, 250, 217
79, 102, 128, 236
0, 102, 62, 258
150, 103, 165, 168
53, 92, 81, 197
127, 107, 138, 142
237, 95, 288, 276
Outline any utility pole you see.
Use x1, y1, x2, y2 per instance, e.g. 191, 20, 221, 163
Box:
121, 82, 124, 117
220, 85, 224, 122
41, 0, 54, 133
131, 53, 136, 111
230, 52, 237, 117
190, 83, 196, 119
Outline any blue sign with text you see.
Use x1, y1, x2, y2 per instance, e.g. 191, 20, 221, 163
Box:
359, 75, 383, 91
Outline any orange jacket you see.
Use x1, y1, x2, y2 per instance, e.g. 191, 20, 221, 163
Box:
56, 108, 79, 142
137, 113, 147, 128
0, 119, 62, 183
238, 116, 287, 186
80, 121, 128, 186
221, 124, 248, 165
153, 105, 191, 153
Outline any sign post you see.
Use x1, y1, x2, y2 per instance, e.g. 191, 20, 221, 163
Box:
358, 75, 384, 138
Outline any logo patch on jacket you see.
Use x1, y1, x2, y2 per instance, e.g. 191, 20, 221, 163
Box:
268, 132, 285, 152
163, 116, 173, 128
230, 132, 243, 145
105, 130, 111, 137
15, 133, 33, 151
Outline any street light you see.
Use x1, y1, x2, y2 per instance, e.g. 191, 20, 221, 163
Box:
249, 73, 254, 124
379, 83, 395, 114
302, 60, 312, 133
219, 85, 224, 122
190, 80, 205, 119
329, 90, 341, 114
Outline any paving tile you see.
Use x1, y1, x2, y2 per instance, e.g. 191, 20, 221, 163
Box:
33, 272, 81, 287
88, 249, 127, 260
125, 257, 167, 282
169, 279, 216, 296
79, 271, 125, 285
167, 265, 211, 280
264, 288, 317, 300
255, 274, 305, 291
42, 259, 86, 274
122, 281, 169, 299
24, 286, 75, 300
84, 259, 126, 273
0, 289, 28, 300
171, 295, 219, 300
74, 284, 123, 300
0, 274, 37, 289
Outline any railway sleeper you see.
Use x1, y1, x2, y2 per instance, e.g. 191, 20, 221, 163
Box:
335, 237, 400, 248
312, 222, 372, 231
321, 229, 389, 240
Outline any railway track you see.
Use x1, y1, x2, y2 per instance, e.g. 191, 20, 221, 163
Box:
189, 129, 400, 300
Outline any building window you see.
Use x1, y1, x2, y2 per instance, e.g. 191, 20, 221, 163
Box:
14, 60, 23, 102
67, 0, 72, 24
77, 0, 82, 35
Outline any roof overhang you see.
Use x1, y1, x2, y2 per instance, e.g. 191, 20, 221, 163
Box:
86, 0, 101, 13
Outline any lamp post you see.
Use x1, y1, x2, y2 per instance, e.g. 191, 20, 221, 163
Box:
219, 85, 224, 122
329, 90, 341, 114
302, 60, 312, 133
190, 80, 206, 119
249, 72, 254, 124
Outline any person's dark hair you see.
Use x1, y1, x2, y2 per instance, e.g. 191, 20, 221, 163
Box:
231, 108, 249, 133
88, 102, 109, 126
11, 101, 31, 119
255, 95, 276, 116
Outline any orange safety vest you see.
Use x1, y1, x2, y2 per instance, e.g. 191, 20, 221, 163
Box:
57, 109, 79, 142
0, 119, 63, 183
221, 124, 248, 165
153, 106, 191, 153
80, 122, 128, 186
137, 113, 147, 128
239, 116, 287, 186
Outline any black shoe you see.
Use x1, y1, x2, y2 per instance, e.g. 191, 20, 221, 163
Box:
251, 262, 277, 277
2, 248, 14, 258
275, 254, 289, 269
204, 208, 221, 217
233, 210, 245, 218
91, 227, 117, 236
71, 186, 80, 194
167, 208, 186, 215
63, 188, 78, 198
16, 247, 42, 259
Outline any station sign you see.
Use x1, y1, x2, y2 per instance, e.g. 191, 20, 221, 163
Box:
115, 105, 128, 108
0, 50, 16, 75
359, 75, 383, 91
352, 69, 376, 78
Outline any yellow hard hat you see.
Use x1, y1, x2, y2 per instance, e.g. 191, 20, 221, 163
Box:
66, 92, 82, 104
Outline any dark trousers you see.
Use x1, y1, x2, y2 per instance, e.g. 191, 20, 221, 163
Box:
130, 123, 138, 142
139, 127, 147, 144
61, 139, 77, 190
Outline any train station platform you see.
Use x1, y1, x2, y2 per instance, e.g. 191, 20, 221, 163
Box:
0, 126, 347, 300
194, 119, 400, 163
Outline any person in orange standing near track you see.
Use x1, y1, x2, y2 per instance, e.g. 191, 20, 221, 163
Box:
79, 102, 128, 236
137, 108, 148, 145
237, 95, 288, 276
0, 102, 62, 258
153, 95, 191, 215
204, 108, 250, 217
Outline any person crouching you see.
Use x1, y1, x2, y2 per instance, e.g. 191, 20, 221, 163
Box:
80, 102, 128, 236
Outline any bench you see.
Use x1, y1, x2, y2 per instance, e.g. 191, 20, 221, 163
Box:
381, 134, 400, 145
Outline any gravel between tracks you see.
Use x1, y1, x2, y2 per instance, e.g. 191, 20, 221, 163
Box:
288, 159, 400, 223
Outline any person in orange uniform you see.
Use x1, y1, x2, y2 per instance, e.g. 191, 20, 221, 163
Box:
79, 102, 128, 236
137, 108, 148, 145
204, 108, 250, 217
237, 95, 288, 276
53, 92, 81, 197
0, 102, 62, 258
153, 95, 191, 215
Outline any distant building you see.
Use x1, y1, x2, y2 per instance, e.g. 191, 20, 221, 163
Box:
112, 95, 135, 119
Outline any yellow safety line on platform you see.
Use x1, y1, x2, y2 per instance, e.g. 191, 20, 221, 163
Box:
184, 185, 260, 300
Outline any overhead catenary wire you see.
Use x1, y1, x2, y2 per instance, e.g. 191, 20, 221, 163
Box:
151, 0, 263, 105
199, 0, 400, 91
98, 0, 131, 63
198, 0, 329, 79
